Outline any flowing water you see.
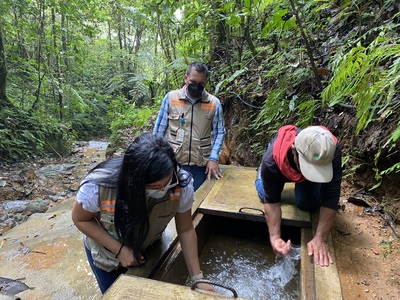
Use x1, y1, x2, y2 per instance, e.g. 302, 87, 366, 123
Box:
192, 232, 301, 300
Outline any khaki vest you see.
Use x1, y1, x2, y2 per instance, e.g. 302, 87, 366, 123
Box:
166, 88, 218, 166
84, 183, 181, 272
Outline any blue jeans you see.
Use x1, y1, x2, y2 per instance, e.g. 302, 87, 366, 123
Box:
294, 180, 321, 211
181, 165, 207, 191
84, 245, 127, 294
255, 171, 321, 211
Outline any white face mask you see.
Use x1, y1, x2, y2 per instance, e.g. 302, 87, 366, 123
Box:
145, 176, 178, 199
145, 189, 169, 199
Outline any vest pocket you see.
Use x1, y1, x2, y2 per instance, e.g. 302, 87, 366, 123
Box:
85, 237, 120, 272
198, 143, 211, 165
169, 141, 183, 155
168, 114, 180, 120
100, 212, 116, 233
168, 114, 180, 132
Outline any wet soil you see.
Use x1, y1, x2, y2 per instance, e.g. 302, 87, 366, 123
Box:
333, 182, 400, 299
1, 142, 400, 299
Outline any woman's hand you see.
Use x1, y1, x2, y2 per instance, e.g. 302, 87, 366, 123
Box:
195, 282, 216, 292
117, 245, 145, 267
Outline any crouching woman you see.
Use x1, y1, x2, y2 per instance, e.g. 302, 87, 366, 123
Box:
72, 133, 214, 294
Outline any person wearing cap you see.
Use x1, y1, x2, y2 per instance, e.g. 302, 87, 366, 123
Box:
255, 125, 342, 267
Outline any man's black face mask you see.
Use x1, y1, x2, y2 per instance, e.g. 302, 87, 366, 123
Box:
187, 83, 204, 99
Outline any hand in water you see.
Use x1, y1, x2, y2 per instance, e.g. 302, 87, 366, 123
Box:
271, 238, 292, 257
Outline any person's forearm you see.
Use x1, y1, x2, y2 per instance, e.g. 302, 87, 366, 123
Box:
73, 217, 122, 255
264, 202, 282, 241
153, 95, 169, 135
72, 199, 124, 257
315, 207, 337, 241
210, 105, 225, 161
179, 227, 201, 276
210, 134, 224, 161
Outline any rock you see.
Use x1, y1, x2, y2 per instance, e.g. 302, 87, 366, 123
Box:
0, 140, 107, 240
23, 199, 49, 214
0, 277, 30, 296
47, 195, 60, 202
42, 189, 56, 196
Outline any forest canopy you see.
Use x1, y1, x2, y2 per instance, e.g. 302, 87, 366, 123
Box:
0, 0, 399, 195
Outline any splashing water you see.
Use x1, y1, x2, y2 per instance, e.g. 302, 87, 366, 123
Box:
194, 233, 301, 300
266, 246, 301, 291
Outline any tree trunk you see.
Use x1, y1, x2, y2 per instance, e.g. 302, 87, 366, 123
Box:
13, 3, 28, 58
289, 0, 323, 92
0, 20, 13, 109
30, 0, 45, 113
210, 1, 229, 66
52, 8, 64, 121
61, 9, 68, 69
158, 14, 172, 64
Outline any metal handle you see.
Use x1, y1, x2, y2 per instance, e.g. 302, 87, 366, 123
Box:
191, 279, 238, 298
239, 206, 264, 215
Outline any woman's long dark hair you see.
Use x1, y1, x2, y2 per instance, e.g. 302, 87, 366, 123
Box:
114, 133, 181, 261
81, 133, 191, 262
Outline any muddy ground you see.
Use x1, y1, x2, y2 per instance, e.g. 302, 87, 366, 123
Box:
0, 139, 399, 299
334, 181, 400, 299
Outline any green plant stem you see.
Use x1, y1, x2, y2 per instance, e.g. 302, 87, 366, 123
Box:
288, 0, 323, 92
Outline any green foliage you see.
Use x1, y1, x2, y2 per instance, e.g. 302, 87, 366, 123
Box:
109, 105, 152, 133
0, 107, 73, 161
387, 121, 400, 144
379, 237, 394, 258
370, 160, 400, 191
1, 0, 399, 204
251, 48, 315, 130
261, 9, 297, 37
322, 27, 400, 134
380, 163, 400, 177
127, 73, 154, 105
108, 95, 153, 145
215, 67, 248, 95
295, 99, 318, 128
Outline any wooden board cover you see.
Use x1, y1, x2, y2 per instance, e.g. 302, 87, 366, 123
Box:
102, 274, 247, 299
198, 167, 311, 226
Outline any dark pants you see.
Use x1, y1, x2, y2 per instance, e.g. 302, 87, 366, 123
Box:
255, 168, 321, 211
181, 165, 207, 191
84, 245, 127, 294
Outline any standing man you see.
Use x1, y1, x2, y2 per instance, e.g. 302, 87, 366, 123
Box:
255, 125, 342, 267
153, 62, 226, 191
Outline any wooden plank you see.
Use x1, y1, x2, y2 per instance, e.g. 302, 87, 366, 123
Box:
301, 228, 316, 300
198, 167, 311, 226
102, 274, 247, 299
311, 211, 343, 300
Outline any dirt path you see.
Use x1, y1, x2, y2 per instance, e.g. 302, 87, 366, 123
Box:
333, 184, 400, 299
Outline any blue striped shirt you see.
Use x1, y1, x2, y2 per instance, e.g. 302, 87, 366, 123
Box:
153, 88, 225, 163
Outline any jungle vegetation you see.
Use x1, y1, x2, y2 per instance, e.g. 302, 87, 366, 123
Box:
0, 0, 399, 194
